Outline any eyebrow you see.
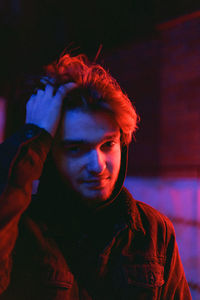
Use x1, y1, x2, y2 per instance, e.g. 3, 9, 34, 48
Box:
61, 133, 120, 146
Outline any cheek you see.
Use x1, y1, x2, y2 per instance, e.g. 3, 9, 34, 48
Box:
109, 148, 121, 175
59, 156, 75, 178
57, 155, 84, 184
52, 150, 72, 178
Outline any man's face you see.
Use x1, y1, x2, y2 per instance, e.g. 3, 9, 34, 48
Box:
52, 109, 121, 207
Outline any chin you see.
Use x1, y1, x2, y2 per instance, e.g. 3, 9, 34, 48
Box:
79, 188, 112, 206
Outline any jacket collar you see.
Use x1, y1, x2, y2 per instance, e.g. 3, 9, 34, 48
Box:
120, 187, 146, 235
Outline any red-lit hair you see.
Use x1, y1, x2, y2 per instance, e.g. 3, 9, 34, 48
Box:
45, 53, 139, 145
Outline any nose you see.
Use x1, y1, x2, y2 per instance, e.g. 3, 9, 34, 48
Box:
87, 149, 106, 175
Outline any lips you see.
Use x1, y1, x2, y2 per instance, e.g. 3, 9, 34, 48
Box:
81, 177, 110, 189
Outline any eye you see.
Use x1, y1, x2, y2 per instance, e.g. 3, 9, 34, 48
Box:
68, 146, 80, 153
64, 145, 81, 155
63, 144, 90, 156
101, 141, 116, 151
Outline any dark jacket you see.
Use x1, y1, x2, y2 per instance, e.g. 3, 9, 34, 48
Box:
0, 124, 192, 299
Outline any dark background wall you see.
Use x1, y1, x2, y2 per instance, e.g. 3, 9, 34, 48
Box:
103, 14, 200, 177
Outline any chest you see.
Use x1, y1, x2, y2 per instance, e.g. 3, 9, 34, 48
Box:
0, 222, 165, 300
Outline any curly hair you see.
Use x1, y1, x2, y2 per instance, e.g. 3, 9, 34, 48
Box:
44, 53, 139, 145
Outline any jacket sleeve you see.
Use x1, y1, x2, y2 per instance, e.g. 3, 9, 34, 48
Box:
161, 218, 192, 299
0, 124, 52, 293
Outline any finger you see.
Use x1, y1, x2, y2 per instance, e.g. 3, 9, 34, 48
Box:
56, 82, 77, 97
40, 77, 55, 85
36, 89, 45, 98
27, 94, 36, 105
44, 84, 54, 98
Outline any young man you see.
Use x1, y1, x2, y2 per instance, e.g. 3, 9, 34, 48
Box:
0, 53, 191, 299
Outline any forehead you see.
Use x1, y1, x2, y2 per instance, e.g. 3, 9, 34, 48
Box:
60, 109, 120, 143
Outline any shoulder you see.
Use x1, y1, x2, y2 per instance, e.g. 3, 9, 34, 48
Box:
121, 186, 176, 242
136, 199, 173, 229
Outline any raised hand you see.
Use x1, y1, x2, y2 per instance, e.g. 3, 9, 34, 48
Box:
25, 82, 76, 137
